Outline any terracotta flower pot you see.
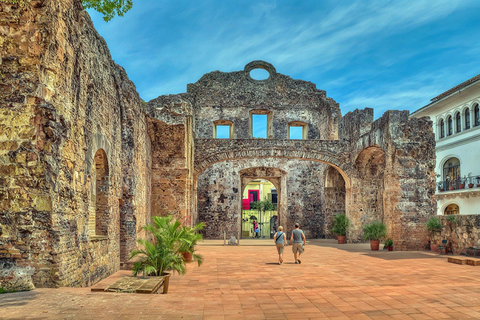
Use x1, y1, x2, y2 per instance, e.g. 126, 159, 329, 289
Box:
387, 246, 393, 251
182, 251, 193, 262
337, 235, 346, 244
431, 244, 438, 252
370, 240, 380, 251
459, 184, 465, 189
449, 186, 454, 191
469, 183, 474, 188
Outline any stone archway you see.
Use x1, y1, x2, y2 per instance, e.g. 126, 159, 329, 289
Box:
239, 167, 287, 239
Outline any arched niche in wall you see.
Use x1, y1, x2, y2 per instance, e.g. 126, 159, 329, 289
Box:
90, 148, 110, 236
324, 166, 346, 238
444, 203, 460, 215
353, 145, 386, 224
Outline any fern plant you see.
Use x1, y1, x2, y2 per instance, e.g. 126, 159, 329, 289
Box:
130, 216, 203, 277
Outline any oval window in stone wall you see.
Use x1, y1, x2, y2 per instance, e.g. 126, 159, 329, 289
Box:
249, 68, 270, 80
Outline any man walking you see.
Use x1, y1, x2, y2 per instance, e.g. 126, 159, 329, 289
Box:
290, 223, 306, 264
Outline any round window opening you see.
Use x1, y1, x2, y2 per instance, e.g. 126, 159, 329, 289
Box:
249, 68, 270, 81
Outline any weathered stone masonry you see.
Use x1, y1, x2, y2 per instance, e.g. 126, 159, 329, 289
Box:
1, 0, 150, 291
1, 0, 436, 291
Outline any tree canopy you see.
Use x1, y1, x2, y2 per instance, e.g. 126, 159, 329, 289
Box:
82, 0, 133, 22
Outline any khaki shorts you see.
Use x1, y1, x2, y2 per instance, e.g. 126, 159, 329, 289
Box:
292, 243, 304, 254
276, 243, 285, 254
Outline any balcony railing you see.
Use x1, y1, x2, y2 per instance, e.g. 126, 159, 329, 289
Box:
437, 175, 480, 192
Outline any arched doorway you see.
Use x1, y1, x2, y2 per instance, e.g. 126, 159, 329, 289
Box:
323, 166, 346, 238
241, 179, 278, 239
194, 153, 350, 240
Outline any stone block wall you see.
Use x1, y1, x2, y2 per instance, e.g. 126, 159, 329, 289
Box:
0, 0, 149, 290
146, 95, 194, 225
197, 158, 329, 239
433, 215, 480, 254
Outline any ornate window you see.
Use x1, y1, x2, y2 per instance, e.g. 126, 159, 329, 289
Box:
447, 116, 453, 136
444, 203, 459, 215
455, 112, 461, 133
439, 119, 445, 138
465, 108, 471, 130
475, 104, 480, 127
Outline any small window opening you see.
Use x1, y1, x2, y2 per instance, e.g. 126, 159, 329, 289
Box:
455, 112, 461, 133
440, 119, 445, 138
288, 121, 307, 139
216, 125, 230, 139
465, 108, 471, 130
252, 114, 267, 138
249, 68, 270, 81
289, 126, 303, 139
447, 116, 453, 136
475, 104, 480, 127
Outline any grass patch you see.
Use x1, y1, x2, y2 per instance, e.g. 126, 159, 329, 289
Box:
0, 287, 17, 294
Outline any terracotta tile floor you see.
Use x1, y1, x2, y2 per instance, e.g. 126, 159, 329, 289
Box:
1, 239, 480, 319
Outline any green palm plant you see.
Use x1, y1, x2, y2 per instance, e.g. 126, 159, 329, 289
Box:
178, 222, 205, 265
331, 214, 349, 236
363, 221, 387, 240
130, 216, 204, 277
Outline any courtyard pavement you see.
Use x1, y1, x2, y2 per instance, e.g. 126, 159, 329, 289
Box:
1, 239, 480, 319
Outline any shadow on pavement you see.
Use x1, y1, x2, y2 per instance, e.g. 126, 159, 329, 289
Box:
0, 290, 39, 308
306, 239, 446, 260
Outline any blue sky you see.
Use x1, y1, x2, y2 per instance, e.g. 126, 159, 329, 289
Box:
88, 0, 480, 118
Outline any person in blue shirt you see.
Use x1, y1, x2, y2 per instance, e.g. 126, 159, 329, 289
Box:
273, 226, 287, 264
289, 223, 306, 264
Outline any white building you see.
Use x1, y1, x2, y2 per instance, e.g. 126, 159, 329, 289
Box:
411, 74, 480, 216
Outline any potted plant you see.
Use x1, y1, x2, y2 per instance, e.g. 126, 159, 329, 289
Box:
179, 222, 205, 263
363, 221, 387, 250
384, 239, 393, 251
130, 216, 204, 288
426, 217, 443, 252
459, 176, 466, 189
467, 173, 474, 188
331, 213, 349, 244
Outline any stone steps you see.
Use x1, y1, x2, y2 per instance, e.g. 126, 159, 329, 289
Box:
448, 257, 480, 266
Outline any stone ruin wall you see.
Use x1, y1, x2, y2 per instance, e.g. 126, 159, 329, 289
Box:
434, 215, 480, 254
188, 61, 341, 140
0, 0, 150, 291
340, 109, 437, 249
197, 158, 331, 239
146, 95, 194, 225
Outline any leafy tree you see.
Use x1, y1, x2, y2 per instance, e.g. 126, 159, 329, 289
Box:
82, 0, 133, 22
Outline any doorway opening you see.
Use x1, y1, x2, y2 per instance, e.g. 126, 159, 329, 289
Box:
241, 179, 278, 239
